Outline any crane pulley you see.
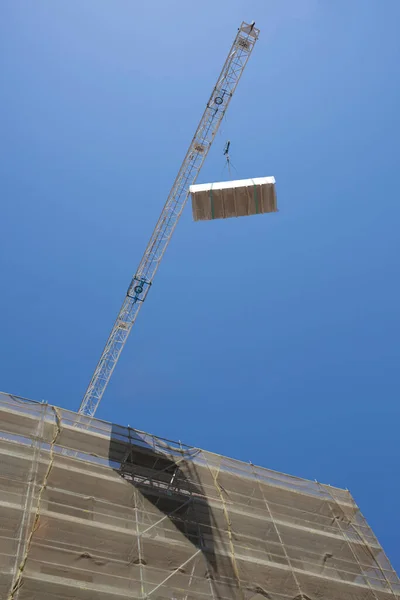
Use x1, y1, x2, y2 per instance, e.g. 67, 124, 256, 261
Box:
78, 21, 260, 418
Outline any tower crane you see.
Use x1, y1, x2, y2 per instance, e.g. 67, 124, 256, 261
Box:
78, 21, 260, 418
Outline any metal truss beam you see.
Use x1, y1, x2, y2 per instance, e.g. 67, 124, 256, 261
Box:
79, 22, 260, 417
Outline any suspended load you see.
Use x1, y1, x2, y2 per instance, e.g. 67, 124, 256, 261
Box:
190, 176, 277, 222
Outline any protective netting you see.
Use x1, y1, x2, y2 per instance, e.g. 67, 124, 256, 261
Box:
0, 391, 398, 600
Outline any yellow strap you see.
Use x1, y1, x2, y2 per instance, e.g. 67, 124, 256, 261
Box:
8, 407, 62, 600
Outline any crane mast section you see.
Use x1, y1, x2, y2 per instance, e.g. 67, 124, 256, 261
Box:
79, 22, 259, 417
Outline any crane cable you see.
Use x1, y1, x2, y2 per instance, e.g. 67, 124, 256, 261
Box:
222, 139, 240, 179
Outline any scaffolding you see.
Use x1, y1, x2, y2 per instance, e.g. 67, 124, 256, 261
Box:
0, 392, 399, 600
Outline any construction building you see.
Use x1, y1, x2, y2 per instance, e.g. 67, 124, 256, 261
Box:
1, 392, 399, 600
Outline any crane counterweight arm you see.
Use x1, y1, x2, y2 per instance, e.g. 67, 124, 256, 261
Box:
78, 21, 260, 417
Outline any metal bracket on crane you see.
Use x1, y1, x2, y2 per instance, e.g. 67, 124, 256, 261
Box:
127, 276, 151, 302
211, 88, 232, 108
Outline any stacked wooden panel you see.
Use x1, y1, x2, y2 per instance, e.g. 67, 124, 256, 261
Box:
190, 176, 277, 221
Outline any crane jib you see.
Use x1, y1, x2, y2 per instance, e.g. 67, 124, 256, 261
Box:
78, 21, 260, 417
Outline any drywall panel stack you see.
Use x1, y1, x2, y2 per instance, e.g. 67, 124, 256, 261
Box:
0, 392, 398, 600
190, 176, 277, 221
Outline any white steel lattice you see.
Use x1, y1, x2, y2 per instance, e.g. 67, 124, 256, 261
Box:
79, 22, 260, 417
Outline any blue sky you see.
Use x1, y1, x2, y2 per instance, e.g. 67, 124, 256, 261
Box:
1, 0, 399, 572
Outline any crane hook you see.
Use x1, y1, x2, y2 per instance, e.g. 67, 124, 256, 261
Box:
223, 140, 232, 176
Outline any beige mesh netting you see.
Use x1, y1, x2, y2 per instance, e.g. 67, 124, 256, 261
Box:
0, 392, 398, 600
